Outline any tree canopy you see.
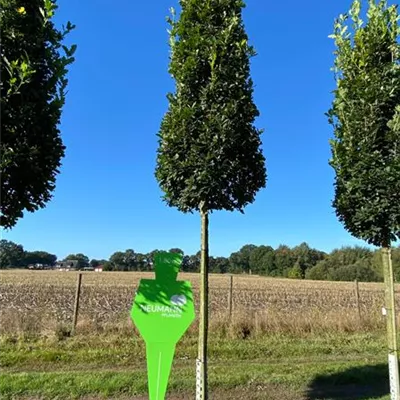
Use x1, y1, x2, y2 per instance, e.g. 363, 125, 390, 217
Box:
2, 238, 400, 282
327, 0, 400, 247
155, 0, 266, 214
0, 240, 56, 268
0, 240, 24, 268
64, 253, 89, 269
24, 251, 57, 266
0, 0, 76, 228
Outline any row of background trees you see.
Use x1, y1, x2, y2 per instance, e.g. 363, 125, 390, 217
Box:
1, 239, 399, 282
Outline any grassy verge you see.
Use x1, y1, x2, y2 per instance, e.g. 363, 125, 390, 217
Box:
0, 331, 392, 399
0, 361, 390, 400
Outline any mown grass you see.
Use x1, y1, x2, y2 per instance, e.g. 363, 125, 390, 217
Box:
0, 361, 390, 400
0, 330, 392, 399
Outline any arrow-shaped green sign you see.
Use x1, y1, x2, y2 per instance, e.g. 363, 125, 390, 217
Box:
131, 252, 195, 400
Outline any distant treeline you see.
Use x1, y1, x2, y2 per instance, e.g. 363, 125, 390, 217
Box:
1, 239, 399, 282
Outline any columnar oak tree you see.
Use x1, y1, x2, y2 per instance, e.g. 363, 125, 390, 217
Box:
155, 0, 266, 396
328, 0, 400, 393
0, 0, 76, 228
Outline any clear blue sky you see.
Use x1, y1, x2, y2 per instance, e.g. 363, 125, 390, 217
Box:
3, 0, 379, 260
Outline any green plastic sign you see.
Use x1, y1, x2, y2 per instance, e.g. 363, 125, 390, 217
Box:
131, 251, 195, 400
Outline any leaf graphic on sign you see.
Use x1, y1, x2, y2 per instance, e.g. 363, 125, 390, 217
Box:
170, 295, 187, 306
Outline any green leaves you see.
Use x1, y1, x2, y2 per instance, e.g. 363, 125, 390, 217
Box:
62, 44, 77, 58
328, 0, 400, 247
156, 0, 266, 213
0, 240, 25, 268
1, 0, 76, 228
2, 52, 36, 96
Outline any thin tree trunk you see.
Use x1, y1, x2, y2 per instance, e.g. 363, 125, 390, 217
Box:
197, 202, 209, 400
382, 245, 400, 399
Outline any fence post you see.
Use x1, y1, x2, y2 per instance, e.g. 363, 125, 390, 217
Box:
72, 272, 82, 335
254, 311, 259, 331
354, 279, 361, 322
228, 275, 233, 319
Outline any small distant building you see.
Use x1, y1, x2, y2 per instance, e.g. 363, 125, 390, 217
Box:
27, 263, 53, 270
55, 260, 79, 271
95, 265, 103, 272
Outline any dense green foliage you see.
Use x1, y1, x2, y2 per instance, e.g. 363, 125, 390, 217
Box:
327, 0, 400, 247
0, 240, 56, 268
155, 0, 266, 213
0, 0, 76, 228
23, 251, 57, 267
2, 239, 400, 282
306, 246, 381, 281
0, 240, 25, 268
64, 253, 90, 269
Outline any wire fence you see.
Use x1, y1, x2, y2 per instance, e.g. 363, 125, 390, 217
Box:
0, 271, 392, 334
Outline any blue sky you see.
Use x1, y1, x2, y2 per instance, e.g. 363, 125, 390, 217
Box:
4, 0, 379, 260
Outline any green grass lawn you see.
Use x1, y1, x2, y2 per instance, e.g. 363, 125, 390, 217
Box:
0, 331, 392, 399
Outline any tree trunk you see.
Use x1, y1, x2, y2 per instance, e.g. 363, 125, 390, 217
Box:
382, 245, 400, 399
197, 203, 209, 400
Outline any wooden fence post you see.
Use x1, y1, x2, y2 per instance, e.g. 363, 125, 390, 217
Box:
72, 272, 82, 335
228, 275, 233, 319
354, 279, 361, 322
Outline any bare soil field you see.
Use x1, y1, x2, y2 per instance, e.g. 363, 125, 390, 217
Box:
0, 270, 394, 335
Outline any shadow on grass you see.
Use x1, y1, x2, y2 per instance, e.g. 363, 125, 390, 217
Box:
306, 363, 389, 400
